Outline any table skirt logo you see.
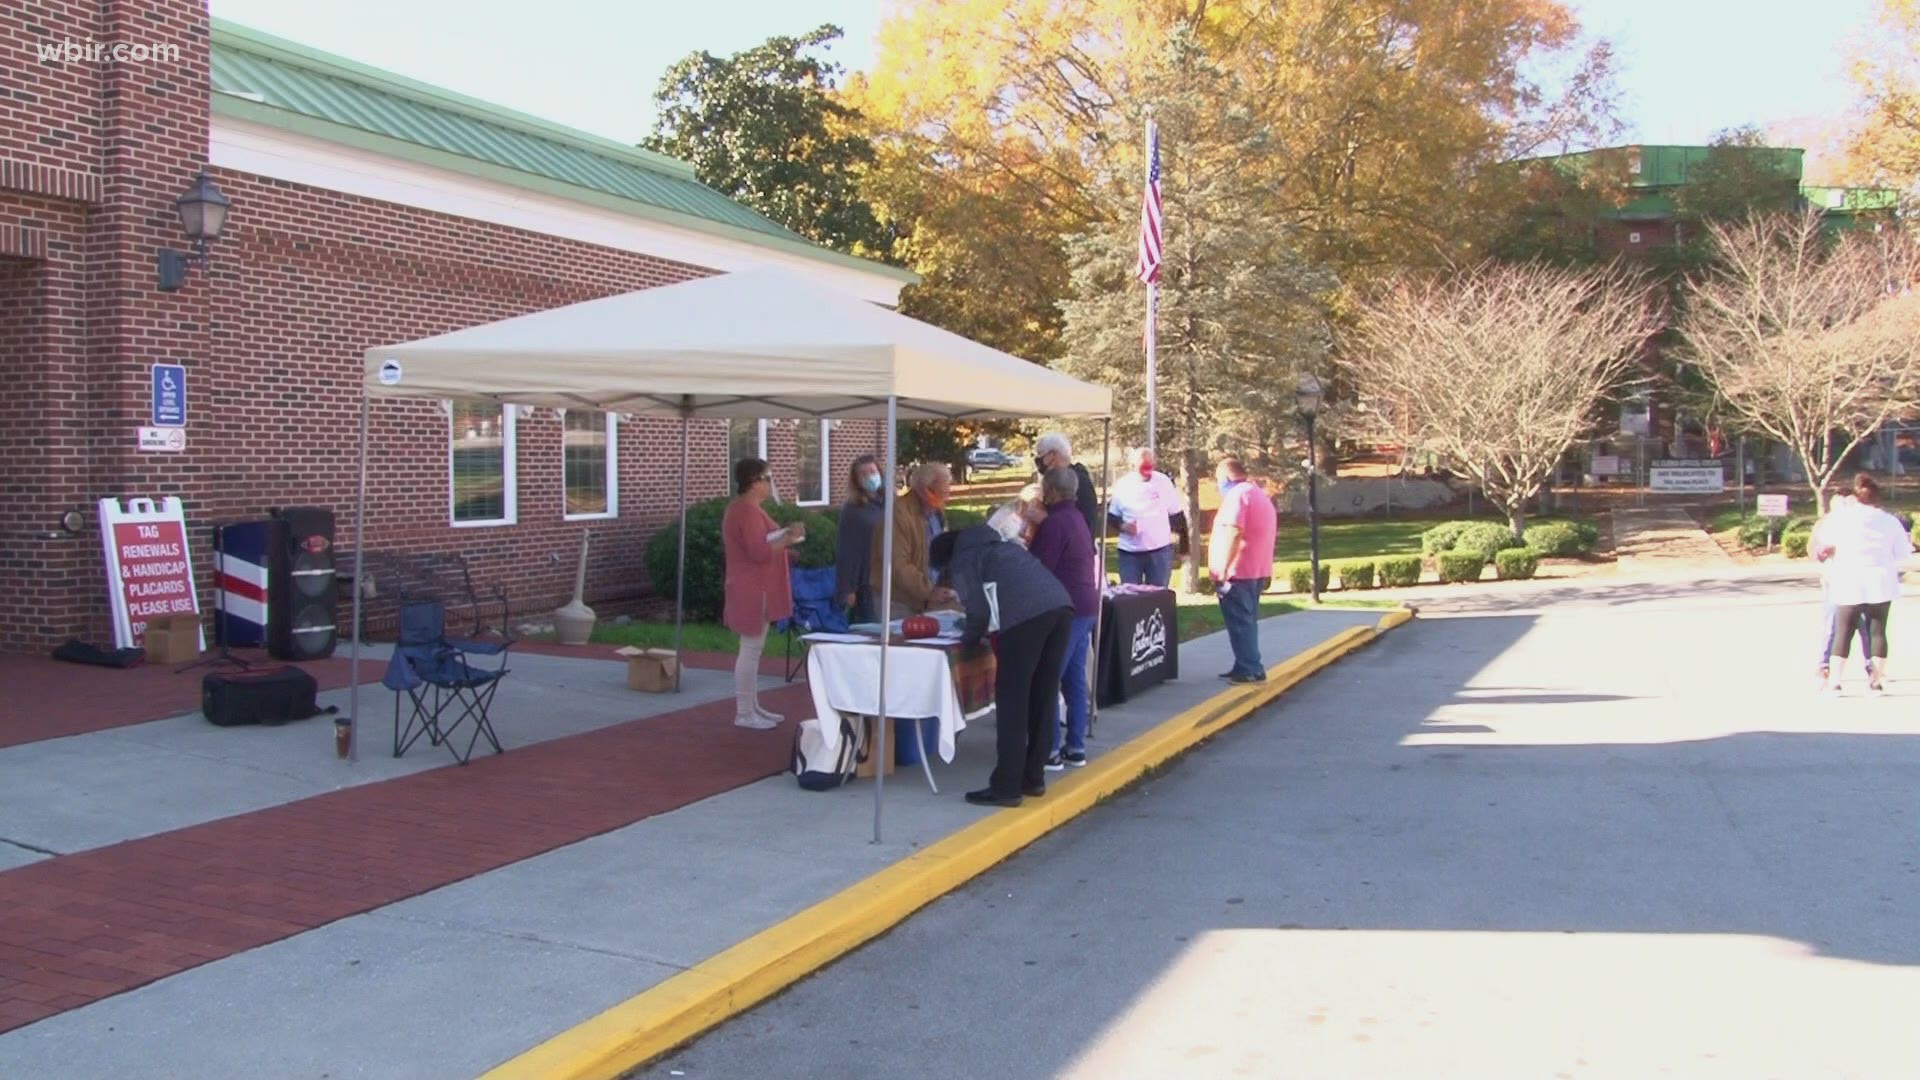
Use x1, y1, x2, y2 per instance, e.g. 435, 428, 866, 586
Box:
1130, 609, 1168, 675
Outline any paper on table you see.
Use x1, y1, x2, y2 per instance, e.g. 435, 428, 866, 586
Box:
801, 632, 875, 644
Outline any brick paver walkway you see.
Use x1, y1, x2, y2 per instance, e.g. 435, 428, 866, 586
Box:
0, 678, 811, 1033
0, 649, 367, 750
0, 644, 780, 750
1610, 508, 1733, 574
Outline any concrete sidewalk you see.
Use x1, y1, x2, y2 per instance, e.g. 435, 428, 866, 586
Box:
0, 609, 1390, 1079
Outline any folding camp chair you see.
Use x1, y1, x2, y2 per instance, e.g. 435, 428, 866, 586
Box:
779, 565, 849, 682
382, 600, 511, 765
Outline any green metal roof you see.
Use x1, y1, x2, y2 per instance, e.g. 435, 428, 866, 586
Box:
208, 19, 915, 284
1542, 144, 1804, 189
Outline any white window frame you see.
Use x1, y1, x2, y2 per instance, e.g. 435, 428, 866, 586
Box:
795, 419, 831, 507
728, 418, 768, 466
560, 409, 619, 522
448, 400, 518, 528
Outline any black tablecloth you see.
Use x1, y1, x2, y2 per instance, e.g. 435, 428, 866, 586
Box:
1096, 588, 1178, 706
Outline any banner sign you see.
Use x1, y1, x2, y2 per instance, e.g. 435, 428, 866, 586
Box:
1649, 459, 1725, 494
1758, 494, 1789, 518
99, 496, 204, 650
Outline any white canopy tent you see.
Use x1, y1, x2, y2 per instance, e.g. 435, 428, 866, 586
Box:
351, 268, 1113, 840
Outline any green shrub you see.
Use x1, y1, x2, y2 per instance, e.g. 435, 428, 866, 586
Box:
945, 506, 988, 530
1286, 562, 1332, 595
1437, 551, 1487, 583
1335, 559, 1376, 590
643, 497, 838, 622
1912, 519, 1920, 551
1735, 514, 1776, 551
1450, 522, 1525, 561
1523, 522, 1579, 557
1377, 555, 1424, 587
1783, 530, 1811, 559
1493, 548, 1540, 580
1421, 521, 1472, 556
1737, 511, 1811, 550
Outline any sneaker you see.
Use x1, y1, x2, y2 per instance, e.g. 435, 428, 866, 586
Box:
1044, 753, 1066, 773
753, 705, 785, 724
1228, 672, 1267, 685
1815, 665, 1831, 692
733, 715, 777, 730
1063, 749, 1088, 768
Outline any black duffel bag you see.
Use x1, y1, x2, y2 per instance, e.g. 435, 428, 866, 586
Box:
202, 666, 332, 727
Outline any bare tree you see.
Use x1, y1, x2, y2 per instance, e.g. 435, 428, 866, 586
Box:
1678, 210, 1920, 510
1345, 261, 1660, 537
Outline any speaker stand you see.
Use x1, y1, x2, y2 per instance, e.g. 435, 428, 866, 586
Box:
176, 522, 254, 675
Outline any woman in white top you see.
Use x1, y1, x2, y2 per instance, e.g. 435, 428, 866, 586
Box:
1811, 473, 1914, 693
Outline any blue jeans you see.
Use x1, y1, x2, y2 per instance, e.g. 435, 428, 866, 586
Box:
1118, 545, 1174, 588
1050, 615, 1097, 755
1219, 578, 1268, 677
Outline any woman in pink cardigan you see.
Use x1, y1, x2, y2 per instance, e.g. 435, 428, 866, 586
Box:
722, 457, 799, 729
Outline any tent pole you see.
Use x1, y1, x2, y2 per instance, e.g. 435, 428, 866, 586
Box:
874, 396, 898, 845
1089, 417, 1111, 733
347, 392, 369, 763
673, 403, 691, 692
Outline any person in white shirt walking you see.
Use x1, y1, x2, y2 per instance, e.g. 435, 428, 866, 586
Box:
1106, 447, 1188, 588
1810, 473, 1913, 694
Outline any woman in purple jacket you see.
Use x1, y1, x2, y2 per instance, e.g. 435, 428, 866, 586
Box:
1028, 467, 1101, 769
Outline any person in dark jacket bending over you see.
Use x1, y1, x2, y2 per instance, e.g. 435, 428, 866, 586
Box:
930, 525, 1075, 808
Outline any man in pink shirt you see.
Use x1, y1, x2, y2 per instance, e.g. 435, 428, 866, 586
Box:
1208, 457, 1279, 684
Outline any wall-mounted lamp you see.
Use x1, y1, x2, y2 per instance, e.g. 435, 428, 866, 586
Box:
157, 172, 231, 292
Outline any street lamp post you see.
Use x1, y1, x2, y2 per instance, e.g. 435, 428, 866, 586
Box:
1296, 373, 1324, 603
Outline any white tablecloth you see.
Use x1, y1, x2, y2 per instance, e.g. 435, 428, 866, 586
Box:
806, 642, 968, 764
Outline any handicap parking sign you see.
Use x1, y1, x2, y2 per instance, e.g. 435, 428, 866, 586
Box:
152, 364, 186, 428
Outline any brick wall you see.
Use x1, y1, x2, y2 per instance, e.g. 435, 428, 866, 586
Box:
0, 0, 890, 650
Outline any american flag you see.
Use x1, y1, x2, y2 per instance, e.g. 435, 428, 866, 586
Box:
1134, 118, 1163, 285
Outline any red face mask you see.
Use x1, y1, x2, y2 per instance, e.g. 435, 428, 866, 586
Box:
1137, 462, 1154, 477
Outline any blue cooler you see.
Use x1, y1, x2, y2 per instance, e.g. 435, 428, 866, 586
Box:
894, 716, 939, 766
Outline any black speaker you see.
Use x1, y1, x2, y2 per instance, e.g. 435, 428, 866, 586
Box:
267, 506, 338, 661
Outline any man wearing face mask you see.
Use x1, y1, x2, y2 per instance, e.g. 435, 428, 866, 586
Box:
1106, 446, 1188, 588
1208, 457, 1278, 683
1033, 432, 1101, 545
835, 454, 887, 623
871, 461, 961, 618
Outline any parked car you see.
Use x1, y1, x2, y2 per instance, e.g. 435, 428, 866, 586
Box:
965, 447, 1014, 469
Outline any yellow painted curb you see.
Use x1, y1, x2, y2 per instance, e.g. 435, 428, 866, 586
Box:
480, 615, 1411, 1080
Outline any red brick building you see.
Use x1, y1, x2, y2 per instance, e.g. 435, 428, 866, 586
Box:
0, 2, 912, 650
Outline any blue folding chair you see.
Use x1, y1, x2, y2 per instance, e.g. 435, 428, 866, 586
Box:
382, 600, 512, 765
779, 565, 849, 682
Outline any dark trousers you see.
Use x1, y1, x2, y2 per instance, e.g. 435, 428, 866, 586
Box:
1830, 602, 1892, 660
1219, 578, 1269, 677
988, 607, 1074, 797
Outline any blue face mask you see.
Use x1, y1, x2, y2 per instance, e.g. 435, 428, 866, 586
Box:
1218, 477, 1240, 492
861, 472, 883, 493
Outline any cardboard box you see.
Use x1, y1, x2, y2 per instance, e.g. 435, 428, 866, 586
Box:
143, 613, 202, 664
854, 716, 895, 779
616, 646, 679, 692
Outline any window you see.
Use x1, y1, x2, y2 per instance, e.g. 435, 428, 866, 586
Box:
563, 410, 617, 520
795, 420, 829, 505
450, 400, 516, 526
728, 419, 767, 469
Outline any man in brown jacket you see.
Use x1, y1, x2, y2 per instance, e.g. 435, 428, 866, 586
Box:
872, 462, 960, 618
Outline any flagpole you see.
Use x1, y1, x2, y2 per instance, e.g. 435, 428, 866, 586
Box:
1144, 111, 1158, 456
